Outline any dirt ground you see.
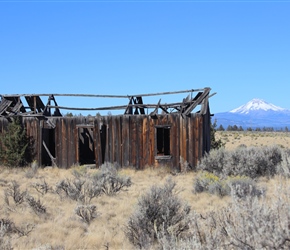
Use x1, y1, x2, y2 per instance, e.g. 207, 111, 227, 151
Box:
216, 131, 290, 150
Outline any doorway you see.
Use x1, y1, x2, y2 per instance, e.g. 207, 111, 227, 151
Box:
78, 126, 95, 165
42, 128, 56, 166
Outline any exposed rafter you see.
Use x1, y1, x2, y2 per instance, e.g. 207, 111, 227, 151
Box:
0, 87, 213, 118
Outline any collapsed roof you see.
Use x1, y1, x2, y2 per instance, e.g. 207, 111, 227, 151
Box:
0, 87, 213, 118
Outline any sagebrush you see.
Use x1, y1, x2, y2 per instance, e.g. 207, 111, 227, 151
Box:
197, 145, 285, 178
126, 178, 191, 249
193, 172, 265, 198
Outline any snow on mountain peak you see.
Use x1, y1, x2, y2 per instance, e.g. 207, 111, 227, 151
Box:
230, 98, 285, 114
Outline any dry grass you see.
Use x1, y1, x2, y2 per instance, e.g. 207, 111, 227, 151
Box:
0, 166, 232, 249
1, 131, 290, 249
216, 131, 290, 150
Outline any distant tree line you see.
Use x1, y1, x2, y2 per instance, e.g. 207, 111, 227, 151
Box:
217, 124, 290, 132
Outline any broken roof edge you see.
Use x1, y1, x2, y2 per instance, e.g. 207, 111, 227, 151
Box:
0, 87, 213, 118
0, 88, 209, 99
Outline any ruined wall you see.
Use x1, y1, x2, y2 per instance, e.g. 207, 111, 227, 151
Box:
0, 113, 210, 170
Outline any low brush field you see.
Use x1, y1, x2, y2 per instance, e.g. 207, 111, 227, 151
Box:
216, 130, 290, 150
1, 131, 290, 249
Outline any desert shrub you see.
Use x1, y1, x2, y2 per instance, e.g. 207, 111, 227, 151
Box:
55, 178, 88, 202
0, 219, 16, 236
92, 162, 132, 195
25, 195, 46, 214
277, 150, 290, 177
0, 219, 35, 249
0, 219, 15, 250
4, 181, 27, 206
126, 178, 191, 249
202, 185, 290, 249
193, 172, 264, 198
71, 164, 88, 178
56, 163, 131, 203
207, 181, 228, 197
197, 145, 284, 178
160, 179, 290, 249
74, 204, 97, 224
227, 176, 265, 198
193, 172, 221, 194
32, 179, 51, 196
197, 148, 229, 176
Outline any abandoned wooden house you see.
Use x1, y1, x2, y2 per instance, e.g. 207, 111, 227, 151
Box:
0, 88, 213, 170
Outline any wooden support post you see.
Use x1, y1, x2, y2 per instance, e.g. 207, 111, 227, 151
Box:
42, 141, 56, 167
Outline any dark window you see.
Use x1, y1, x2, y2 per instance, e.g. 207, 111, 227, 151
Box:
156, 126, 170, 156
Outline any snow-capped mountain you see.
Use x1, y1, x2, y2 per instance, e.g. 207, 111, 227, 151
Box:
214, 99, 290, 129
230, 98, 285, 114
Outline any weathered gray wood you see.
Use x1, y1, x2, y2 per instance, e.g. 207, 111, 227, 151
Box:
149, 99, 161, 117
124, 97, 133, 114
0, 98, 12, 115
0, 86, 212, 170
47, 101, 192, 111
183, 88, 211, 115
1, 89, 205, 98
1, 88, 211, 118
7, 100, 23, 116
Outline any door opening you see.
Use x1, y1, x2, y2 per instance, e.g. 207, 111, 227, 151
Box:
78, 127, 95, 165
42, 128, 55, 166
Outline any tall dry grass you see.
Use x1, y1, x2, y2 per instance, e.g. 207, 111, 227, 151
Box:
216, 131, 290, 150
1, 141, 290, 249
0, 165, 233, 249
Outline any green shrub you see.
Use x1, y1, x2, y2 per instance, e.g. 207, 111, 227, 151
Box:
210, 119, 225, 150
0, 117, 33, 167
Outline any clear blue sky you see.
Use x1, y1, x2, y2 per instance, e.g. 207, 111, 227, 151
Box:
1, 0, 289, 115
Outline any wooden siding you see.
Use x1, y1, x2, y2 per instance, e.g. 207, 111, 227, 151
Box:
0, 112, 210, 170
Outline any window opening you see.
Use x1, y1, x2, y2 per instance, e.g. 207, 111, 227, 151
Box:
156, 126, 170, 156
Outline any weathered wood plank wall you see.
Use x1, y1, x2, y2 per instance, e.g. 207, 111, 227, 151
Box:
0, 112, 210, 170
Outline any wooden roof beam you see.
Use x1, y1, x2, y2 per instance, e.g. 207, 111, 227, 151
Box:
43, 95, 62, 117
149, 99, 161, 118
1, 88, 207, 99
182, 88, 211, 116
124, 97, 134, 115
0, 98, 12, 115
